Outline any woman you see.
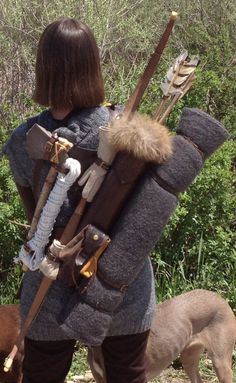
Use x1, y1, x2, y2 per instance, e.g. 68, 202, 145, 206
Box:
3, 18, 156, 383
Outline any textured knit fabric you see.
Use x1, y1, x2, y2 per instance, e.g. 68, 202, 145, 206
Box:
58, 107, 229, 345
2, 106, 156, 340
103, 108, 229, 281
55, 111, 228, 346
58, 176, 178, 344
2, 107, 228, 344
2, 107, 112, 227
152, 135, 203, 193
177, 108, 229, 157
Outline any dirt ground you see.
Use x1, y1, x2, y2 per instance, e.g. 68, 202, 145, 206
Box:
150, 367, 193, 383
67, 365, 207, 383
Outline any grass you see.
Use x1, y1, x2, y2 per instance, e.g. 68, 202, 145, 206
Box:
67, 345, 89, 380
67, 348, 236, 382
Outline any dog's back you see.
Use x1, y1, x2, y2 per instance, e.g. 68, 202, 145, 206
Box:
1, 291, 235, 383
146, 289, 236, 383
0, 304, 22, 383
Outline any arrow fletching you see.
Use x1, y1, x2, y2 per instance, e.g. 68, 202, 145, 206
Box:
153, 51, 200, 122
161, 51, 199, 96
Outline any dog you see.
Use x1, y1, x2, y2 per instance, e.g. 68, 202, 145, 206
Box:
88, 289, 236, 383
146, 289, 236, 383
0, 304, 22, 383
1, 290, 236, 383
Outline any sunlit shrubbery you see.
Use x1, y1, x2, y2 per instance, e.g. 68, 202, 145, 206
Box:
0, 0, 235, 306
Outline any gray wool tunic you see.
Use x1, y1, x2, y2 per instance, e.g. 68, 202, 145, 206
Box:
3, 106, 156, 341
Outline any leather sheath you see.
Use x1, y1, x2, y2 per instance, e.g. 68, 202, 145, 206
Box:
78, 152, 147, 233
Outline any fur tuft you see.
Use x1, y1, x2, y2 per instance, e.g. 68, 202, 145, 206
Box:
108, 113, 172, 163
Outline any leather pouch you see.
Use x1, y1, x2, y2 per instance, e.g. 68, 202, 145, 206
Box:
58, 225, 110, 286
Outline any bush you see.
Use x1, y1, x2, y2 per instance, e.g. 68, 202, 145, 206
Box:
0, 0, 235, 306
153, 139, 236, 305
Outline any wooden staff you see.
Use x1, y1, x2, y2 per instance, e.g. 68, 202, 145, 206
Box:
124, 11, 178, 118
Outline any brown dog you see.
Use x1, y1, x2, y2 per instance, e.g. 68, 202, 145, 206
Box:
0, 304, 22, 383
88, 289, 236, 383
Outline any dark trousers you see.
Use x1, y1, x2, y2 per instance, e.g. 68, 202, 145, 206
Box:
101, 331, 150, 383
22, 331, 150, 383
22, 338, 76, 383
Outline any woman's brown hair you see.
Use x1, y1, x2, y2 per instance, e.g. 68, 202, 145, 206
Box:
33, 18, 105, 110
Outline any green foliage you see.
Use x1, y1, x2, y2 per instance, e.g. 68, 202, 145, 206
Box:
0, 2, 235, 381
0, 157, 26, 263
0, 0, 235, 311
152, 139, 236, 306
67, 345, 88, 379
0, 265, 22, 304
0, 123, 26, 290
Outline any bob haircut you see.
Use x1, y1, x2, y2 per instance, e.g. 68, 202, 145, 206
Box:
33, 18, 105, 110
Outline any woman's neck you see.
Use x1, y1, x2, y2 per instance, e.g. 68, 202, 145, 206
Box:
50, 108, 73, 121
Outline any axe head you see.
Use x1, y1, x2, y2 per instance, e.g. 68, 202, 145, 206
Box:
26, 124, 73, 166
26, 123, 53, 160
